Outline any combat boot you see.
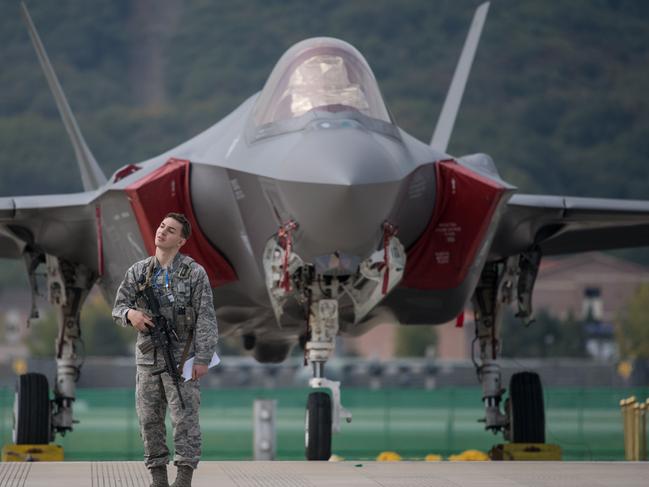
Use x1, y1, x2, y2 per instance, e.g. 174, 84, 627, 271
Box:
171, 465, 194, 487
149, 465, 169, 487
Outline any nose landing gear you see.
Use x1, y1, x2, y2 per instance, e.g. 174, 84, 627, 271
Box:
263, 222, 403, 460
304, 299, 352, 460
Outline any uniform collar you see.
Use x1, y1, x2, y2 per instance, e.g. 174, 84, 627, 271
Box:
153, 252, 183, 273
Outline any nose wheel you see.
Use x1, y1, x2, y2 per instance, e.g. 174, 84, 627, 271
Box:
305, 392, 332, 460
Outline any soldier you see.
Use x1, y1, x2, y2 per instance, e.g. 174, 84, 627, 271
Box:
113, 212, 218, 487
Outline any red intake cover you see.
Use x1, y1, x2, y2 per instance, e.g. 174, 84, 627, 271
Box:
401, 160, 506, 289
126, 158, 237, 287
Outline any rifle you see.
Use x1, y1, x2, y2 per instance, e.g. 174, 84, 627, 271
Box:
137, 283, 186, 409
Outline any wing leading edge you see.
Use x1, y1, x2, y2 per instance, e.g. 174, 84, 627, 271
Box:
0, 193, 99, 268
491, 193, 649, 259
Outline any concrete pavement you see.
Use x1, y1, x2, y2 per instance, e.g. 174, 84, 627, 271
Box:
0, 460, 647, 486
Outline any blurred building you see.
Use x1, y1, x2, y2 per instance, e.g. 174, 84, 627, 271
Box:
0, 288, 30, 364
533, 252, 649, 322
344, 323, 397, 360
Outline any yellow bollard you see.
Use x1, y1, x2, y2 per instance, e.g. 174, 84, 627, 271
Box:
639, 402, 647, 461
620, 398, 626, 460
633, 403, 641, 461
646, 400, 649, 460
621, 397, 636, 461
631, 398, 637, 460
619, 399, 624, 459
622, 396, 648, 461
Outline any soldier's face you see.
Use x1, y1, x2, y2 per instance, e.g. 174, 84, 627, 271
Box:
155, 217, 186, 251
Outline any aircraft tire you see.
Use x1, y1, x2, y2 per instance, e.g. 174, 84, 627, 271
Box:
508, 371, 545, 443
13, 373, 51, 444
305, 391, 332, 460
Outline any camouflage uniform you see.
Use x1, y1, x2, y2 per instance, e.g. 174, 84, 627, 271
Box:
112, 253, 218, 470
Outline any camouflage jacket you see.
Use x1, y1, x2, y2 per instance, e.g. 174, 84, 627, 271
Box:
112, 253, 218, 366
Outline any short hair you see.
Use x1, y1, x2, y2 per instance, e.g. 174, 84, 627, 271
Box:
165, 212, 191, 239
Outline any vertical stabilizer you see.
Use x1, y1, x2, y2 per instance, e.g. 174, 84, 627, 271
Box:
430, 2, 490, 153
20, 2, 107, 191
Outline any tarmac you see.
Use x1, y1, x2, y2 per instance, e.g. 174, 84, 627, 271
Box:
0, 461, 648, 487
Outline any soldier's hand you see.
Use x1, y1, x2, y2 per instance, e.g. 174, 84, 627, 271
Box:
192, 363, 209, 381
127, 309, 154, 332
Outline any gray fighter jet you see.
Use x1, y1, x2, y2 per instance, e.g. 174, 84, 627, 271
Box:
3, 2, 649, 459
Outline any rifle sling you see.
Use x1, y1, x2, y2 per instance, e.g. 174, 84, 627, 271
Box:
144, 257, 156, 289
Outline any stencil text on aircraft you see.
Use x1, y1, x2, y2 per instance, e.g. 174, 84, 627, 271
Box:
435, 222, 461, 243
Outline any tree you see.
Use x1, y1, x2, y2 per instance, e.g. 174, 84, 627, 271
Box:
26, 293, 134, 357
394, 325, 437, 357
616, 284, 649, 359
501, 308, 587, 358
79, 293, 134, 356
25, 311, 60, 359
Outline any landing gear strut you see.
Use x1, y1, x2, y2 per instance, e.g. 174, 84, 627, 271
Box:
472, 250, 545, 442
47, 256, 95, 436
304, 299, 351, 460
20, 253, 95, 440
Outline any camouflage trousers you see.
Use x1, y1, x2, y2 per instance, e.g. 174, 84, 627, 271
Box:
136, 359, 201, 469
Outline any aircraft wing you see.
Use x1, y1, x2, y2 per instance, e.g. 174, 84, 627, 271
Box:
0, 192, 99, 269
490, 193, 649, 258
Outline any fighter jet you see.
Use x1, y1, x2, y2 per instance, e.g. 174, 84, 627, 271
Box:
3, 2, 649, 460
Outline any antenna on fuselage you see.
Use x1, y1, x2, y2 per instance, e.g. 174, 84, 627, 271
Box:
430, 2, 490, 154
20, 2, 107, 191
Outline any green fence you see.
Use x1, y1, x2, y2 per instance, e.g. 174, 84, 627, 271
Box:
2, 387, 647, 461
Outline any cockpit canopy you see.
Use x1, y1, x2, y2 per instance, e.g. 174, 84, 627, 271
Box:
253, 38, 391, 127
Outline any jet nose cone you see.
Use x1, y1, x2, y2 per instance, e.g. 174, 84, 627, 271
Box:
283, 124, 403, 186
262, 121, 409, 261
270, 177, 403, 262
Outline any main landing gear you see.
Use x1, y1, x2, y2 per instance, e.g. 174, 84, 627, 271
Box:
12, 254, 95, 444
472, 249, 545, 444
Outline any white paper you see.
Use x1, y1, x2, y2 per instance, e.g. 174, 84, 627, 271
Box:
181, 352, 221, 381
